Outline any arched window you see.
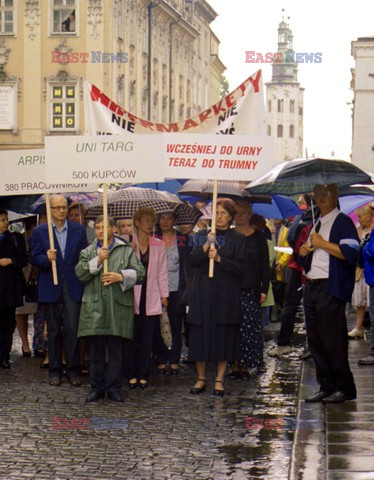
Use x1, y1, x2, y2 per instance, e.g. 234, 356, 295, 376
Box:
289, 125, 295, 138
277, 99, 284, 112
268, 100, 271, 112
267, 125, 271, 136
277, 124, 283, 138
290, 100, 295, 113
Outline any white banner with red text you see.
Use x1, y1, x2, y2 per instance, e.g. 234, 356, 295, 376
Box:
83, 70, 268, 138
164, 134, 274, 180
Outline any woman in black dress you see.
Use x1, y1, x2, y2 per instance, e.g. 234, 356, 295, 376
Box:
187, 198, 246, 396
230, 201, 270, 378
0, 209, 28, 368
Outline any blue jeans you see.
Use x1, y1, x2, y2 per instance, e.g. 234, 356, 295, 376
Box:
44, 282, 81, 378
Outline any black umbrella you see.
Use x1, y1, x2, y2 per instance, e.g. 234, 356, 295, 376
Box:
246, 158, 373, 195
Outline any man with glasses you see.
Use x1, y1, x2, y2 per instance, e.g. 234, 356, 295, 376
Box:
299, 184, 359, 403
30, 195, 87, 386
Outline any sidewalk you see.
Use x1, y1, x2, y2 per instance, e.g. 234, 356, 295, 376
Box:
290, 310, 374, 480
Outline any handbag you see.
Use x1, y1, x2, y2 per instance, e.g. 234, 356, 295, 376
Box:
160, 307, 172, 350
25, 278, 38, 303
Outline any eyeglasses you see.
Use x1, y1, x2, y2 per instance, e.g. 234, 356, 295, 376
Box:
314, 191, 333, 198
51, 206, 68, 211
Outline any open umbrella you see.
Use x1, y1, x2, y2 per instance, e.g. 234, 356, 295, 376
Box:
31, 192, 100, 211
178, 179, 271, 203
86, 187, 201, 226
246, 158, 373, 195
0, 194, 41, 214
252, 195, 301, 219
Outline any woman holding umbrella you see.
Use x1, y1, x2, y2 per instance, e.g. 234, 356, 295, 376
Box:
187, 198, 246, 396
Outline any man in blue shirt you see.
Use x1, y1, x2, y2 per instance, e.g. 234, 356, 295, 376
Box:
30, 195, 87, 386
300, 184, 359, 403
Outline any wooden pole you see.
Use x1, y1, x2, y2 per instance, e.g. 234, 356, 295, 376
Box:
103, 182, 108, 274
208, 179, 218, 278
45, 193, 58, 285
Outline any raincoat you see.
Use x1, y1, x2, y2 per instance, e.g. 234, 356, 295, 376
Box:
76, 237, 145, 340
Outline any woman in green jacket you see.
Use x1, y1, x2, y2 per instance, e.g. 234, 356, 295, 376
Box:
75, 215, 145, 403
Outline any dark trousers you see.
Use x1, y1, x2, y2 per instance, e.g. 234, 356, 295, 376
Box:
44, 282, 81, 378
0, 307, 16, 362
153, 291, 182, 364
277, 268, 303, 346
127, 314, 158, 380
89, 335, 123, 394
304, 281, 356, 396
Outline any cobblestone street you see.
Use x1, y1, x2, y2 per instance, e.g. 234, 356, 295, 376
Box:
0, 319, 306, 480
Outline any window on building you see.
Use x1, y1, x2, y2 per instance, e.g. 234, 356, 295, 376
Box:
50, 84, 78, 131
267, 100, 271, 113
299, 107, 303, 115
289, 125, 295, 138
52, 0, 76, 34
277, 124, 283, 138
0, 0, 14, 34
290, 99, 295, 113
267, 125, 271, 136
277, 99, 283, 113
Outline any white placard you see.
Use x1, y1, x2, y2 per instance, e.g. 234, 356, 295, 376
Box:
0, 149, 97, 195
0, 85, 17, 130
45, 134, 164, 184
163, 133, 274, 181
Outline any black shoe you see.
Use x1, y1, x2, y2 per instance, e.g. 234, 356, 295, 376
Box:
49, 376, 61, 386
107, 391, 124, 403
170, 366, 180, 375
1, 360, 10, 369
305, 390, 331, 403
40, 362, 49, 369
358, 355, 374, 365
139, 380, 148, 389
86, 391, 105, 403
213, 380, 225, 397
241, 371, 250, 380
22, 347, 31, 357
128, 379, 138, 389
322, 391, 356, 404
228, 371, 242, 380
190, 379, 206, 395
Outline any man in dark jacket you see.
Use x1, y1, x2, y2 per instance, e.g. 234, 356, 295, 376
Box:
0, 209, 28, 368
300, 184, 359, 403
30, 195, 87, 386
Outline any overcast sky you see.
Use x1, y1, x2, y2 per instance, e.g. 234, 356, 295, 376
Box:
209, 0, 374, 161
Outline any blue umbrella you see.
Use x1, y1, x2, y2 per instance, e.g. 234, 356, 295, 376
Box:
339, 194, 374, 215
252, 195, 301, 219
120, 180, 186, 194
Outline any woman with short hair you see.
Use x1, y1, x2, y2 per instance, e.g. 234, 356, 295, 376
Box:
187, 198, 246, 396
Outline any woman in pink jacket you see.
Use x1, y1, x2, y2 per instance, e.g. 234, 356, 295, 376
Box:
127, 207, 169, 388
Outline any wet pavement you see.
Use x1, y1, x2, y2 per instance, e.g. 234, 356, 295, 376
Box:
0, 309, 373, 479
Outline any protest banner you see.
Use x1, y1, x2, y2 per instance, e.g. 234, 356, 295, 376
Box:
83, 70, 266, 138
0, 149, 96, 196
44, 134, 164, 184
0, 148, 97, 285
164, 133, 273, 181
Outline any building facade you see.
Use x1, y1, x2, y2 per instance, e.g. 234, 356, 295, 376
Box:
351, 37, 374, 173
0, 0, 225, 150
265, 17, 304, 164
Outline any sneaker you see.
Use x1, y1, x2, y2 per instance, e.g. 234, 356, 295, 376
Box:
268, 345, 292, 357
348, 328, 364, 339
